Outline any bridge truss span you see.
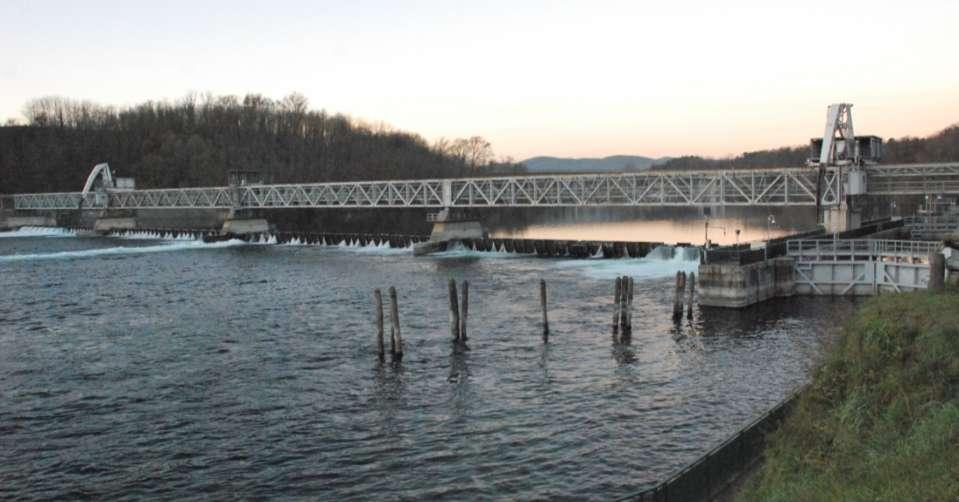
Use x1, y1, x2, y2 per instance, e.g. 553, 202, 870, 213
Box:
10, 168, 842, 210
11, 162, 959, 211
444, 169, 837, 207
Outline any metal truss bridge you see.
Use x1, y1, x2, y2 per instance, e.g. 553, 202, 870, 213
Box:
8, 162, 959, 211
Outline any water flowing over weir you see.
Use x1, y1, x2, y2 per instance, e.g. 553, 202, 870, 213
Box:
0, 226, 857, 500
0, 226, 76, 239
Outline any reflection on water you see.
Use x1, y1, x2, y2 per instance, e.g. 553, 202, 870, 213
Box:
494, 218, 800, 245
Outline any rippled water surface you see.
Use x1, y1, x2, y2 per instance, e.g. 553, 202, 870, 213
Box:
0, 227, 856, 500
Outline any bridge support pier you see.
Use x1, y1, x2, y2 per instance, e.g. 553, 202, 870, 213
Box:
413, 209, 486, 256
697, 257, 795, 308
93, 215, 137, 234
823, 205, 862, 234
219, 209, 270, 238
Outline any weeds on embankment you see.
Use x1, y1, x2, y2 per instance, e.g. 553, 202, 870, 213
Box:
739, 289, 959, 501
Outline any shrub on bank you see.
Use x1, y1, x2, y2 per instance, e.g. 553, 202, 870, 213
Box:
740, 290, 959, 501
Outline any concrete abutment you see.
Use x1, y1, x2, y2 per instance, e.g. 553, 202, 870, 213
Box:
698, 258, 796, 308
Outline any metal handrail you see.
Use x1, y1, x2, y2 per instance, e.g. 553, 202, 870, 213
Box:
787, 239, 942, 261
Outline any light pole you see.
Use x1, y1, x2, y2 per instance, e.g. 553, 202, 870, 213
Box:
765, 215, 776, 261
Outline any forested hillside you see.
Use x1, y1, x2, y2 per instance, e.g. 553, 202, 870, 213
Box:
0, 94, 523, 194
655, 124, 959, 171
521, 155, 665, 173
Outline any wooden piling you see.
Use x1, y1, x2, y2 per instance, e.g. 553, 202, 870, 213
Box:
373, 288, 385, 360
540, 279, 549, 342
459, 280, 469, 342
686, 272, 696, 319
612, 277, 622, 335
625, 277, 634, 334
619, 275, 632, 337
449, 279, 461, 342
619, 276, 629, 335
389, 287, 403, 359
673, 271, 686, 320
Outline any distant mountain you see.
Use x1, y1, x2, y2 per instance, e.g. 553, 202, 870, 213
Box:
520, 155, 669, 173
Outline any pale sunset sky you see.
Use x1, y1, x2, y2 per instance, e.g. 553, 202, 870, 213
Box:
2, 0, 957, 160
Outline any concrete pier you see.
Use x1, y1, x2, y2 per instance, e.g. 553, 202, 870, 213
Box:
698, 258, 795, 308
823, 205, 862, 234
413, 209, 485, 256
93, 217, 137, 234
220, 218, 270, 236
1, 215, 58, 230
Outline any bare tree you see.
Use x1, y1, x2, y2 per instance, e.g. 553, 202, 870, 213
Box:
281, 92, 309, 115
451, 136, 493, 170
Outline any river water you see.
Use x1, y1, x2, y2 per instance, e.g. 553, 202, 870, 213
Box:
0, 225, 855, 500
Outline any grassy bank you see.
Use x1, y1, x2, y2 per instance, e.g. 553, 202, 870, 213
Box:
739, 290, 959, 501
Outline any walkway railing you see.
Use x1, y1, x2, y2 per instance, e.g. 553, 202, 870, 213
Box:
787, 239, 942, 262
616, 387, 804, 502
903, 216, 959, 239
9, 167, 844, 210
868, 179, 959, 195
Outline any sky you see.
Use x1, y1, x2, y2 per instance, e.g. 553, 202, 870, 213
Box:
2, 0, 958, 161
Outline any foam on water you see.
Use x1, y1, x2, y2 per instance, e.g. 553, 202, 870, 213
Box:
246, 234, 277, 244
334, 239, 411, 255
260, 234, 410, 254
113, 230, 198, 241
430, 241, 527, 259
0, 239, 247, 263
554, 245, 700, 280
0, 226, 76, 239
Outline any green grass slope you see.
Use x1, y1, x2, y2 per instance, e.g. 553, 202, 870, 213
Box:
740, 291, 959, 502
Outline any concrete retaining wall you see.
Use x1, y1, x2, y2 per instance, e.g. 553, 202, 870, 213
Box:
698, 257, 795, 308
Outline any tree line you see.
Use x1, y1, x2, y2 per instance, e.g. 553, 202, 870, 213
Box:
654, 125, 959, 171
0, 93, 525, 194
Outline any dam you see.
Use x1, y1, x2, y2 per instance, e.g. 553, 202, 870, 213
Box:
2, 104, 958, 500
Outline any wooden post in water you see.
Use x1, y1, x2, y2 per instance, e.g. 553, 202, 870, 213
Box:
373, 288, 385, 360
448, 279, 461, 342
612, 277, 622, 335
619, 275, 629, 338
540, 279, 549, 342
389, 287, 403, 359
686, 272, 696, 319
459, 281, 469, 342
625, 277, 635, 334
673, 271, 686, 320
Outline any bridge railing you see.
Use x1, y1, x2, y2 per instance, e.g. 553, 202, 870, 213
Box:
787, 239, 942, 262
10, 161, 959, 210
9, 167, 844, 210
867, 179, 959, 195
865, 162, 959, 177
903, 216, 959, 239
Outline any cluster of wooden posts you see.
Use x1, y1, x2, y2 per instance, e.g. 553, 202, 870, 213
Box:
371, 278, 550, 358
372, 273, 698, 358
372, 287, 404, 361
673, 271, 697, 320
447, 278, 549, 344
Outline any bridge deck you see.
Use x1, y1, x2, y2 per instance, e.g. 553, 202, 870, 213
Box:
7, 162, 959, 210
